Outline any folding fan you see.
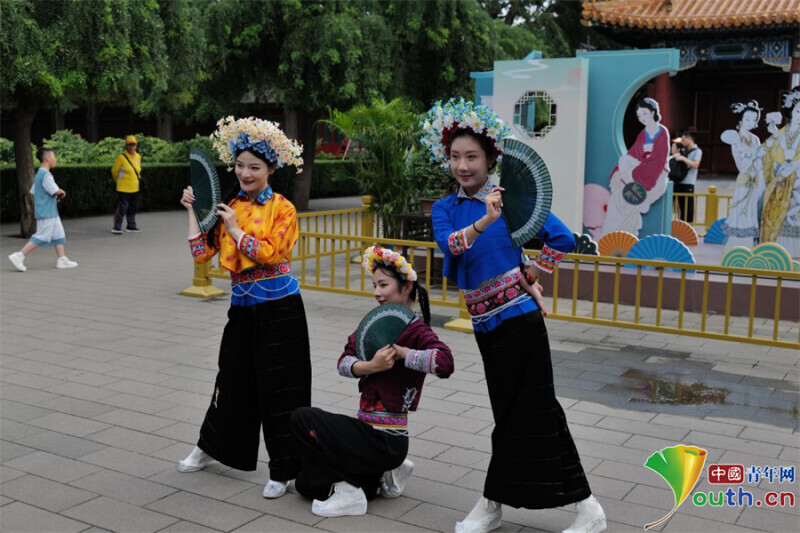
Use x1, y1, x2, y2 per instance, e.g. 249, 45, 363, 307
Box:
671, 220, 699, 246
626, 234, 695, 271
355, 304, 416, 362
704, 218, 728, 245
597, 231, 638, 257
189, 148, 222, 234
499, 139, 553, 247
572, 233, 599, 256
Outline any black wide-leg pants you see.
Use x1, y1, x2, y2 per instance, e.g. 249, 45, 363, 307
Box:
197, 294, 311, 480
289, 407, 408, 501
475, 310, 592, 509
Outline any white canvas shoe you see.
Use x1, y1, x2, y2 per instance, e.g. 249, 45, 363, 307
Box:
177, 446, 213, 472
56, 256, 78, 269
562, 495, 607, 533
8, 252, 26, 272
455, 497, 502, 533
379, 458, 414, 498
311, 481, 368, 517
262, 479, 289, 499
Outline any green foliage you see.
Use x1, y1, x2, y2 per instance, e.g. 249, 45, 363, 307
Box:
406, 147, 453, 204
0, 138, 35, 165
0, 160, 360, 222
41, 130, 93, 163
322, 98, 420, 237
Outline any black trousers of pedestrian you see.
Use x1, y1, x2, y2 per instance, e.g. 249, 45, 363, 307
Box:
197, 294, 311, 480
673, 183, 695, 223
289, 406, 408, 501
474, 311, 591, 509
113, 191, 139, 230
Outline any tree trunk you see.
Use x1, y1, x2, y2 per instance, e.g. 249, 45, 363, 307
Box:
14, 98, 39, 237
156, 112, 173, 141
290, 109, 317, 212
86, 100, 99, 142
54, 110, 65, 131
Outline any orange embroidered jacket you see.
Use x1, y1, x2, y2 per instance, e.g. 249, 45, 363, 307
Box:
190, 192, 299, 273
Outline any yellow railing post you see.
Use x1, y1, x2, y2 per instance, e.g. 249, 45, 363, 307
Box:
705, 185, 719, 228
361, 195, 375, 245
180, 262, 226, 298
444, 292, 474, 333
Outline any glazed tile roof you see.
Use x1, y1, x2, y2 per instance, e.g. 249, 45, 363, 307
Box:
582, 0, 800, 31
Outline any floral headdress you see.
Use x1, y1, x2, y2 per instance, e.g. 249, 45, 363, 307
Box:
362, 245, 417, 282
782, 87, 800, 111
211, 116, 304, 172
420, 98, 512, 169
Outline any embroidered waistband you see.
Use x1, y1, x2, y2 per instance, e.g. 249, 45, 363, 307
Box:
358, 409, 408, 436
231, 263, 291, 285
463, 267, 526, 318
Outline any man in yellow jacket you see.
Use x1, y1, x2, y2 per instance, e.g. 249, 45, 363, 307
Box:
111, 135, 143, 234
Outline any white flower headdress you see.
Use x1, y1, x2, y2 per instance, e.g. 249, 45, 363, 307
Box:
420, 98, 512, 169
362, 245, 417, 282
211, 116, 303, 172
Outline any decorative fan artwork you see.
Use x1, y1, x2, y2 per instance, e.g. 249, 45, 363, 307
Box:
189, 148, 222, 233
598, 231, 638, 257
572, 233, 599, 255
499, 139, 553, 247
703, 217, 728, 245
355, 304, 416, 362
721, 243, 794, 271
671, 220, 699, 246
626, 235, 696, 270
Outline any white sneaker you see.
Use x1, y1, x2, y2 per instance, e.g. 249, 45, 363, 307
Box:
379, 458, 414, 498
111, 229, 123, 234
455, 497, 502, 533
563, 495, 607, 533
311, 481, 368, 517
56, 256, 78, 269
263, 479, 289, 499
8, 252, 26, 272
177, 446, 213, 472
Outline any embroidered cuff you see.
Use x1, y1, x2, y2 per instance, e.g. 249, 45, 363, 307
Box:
447, 228, 474, 255
405, 349, 439, 375
188, 234, 206, 258
238, 234, 260, 260
534, 245, 567, 274
338, 355, 359, 378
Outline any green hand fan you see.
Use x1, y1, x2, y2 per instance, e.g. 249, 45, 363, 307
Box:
355, 304, 416, 361
189, 148, 222, 234
499, 139, 553, 247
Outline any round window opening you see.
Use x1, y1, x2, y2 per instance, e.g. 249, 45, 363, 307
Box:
513, 91, 556, 139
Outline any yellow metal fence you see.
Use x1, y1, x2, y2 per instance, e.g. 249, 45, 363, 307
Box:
182, 193, 799, 349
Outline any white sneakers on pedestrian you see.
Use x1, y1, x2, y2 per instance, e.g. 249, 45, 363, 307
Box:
379, 459, 414, 498
311, 481, 368, 517
563, 495, 607, 533
56, 256, 78, 269
111, 229, 123, 234
8, 252, 26, 272
263, 479, 289, 499
455, 497, 502, 533
177, 446, 213, 472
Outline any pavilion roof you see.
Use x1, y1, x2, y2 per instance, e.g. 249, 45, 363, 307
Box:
581, 0, 800, 31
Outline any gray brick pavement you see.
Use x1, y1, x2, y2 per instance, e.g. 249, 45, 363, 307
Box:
2, 210, 798, 532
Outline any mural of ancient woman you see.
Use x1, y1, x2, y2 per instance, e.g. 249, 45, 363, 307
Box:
721, 101, 763, 249
600, 98, 670, 237
760, 87, 800, 258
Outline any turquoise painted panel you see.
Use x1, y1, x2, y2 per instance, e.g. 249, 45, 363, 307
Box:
577, 48, 680, 237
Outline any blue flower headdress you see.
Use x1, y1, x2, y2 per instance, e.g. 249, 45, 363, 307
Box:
211, 116, 303, 172
420, 98, 512, 169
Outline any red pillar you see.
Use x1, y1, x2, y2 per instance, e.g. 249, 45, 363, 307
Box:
654, 73, 674, 135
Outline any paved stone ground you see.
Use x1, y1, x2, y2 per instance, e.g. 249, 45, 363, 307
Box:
1, 204, 798, 533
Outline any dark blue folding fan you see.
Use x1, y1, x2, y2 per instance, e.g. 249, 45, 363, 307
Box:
189, 148, 221, 234
355, 304, 416, 361
499, 139, 553, 247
